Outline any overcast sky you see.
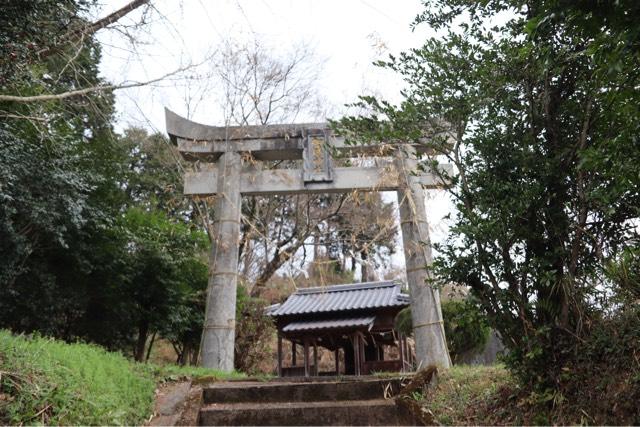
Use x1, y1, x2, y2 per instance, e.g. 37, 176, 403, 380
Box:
96, 0, 437, 129
95, 0, 451, 278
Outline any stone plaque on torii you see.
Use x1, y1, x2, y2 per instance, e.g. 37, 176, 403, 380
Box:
165, 108, 452, 371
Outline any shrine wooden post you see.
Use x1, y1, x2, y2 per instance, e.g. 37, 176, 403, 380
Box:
165, 108, 452, 372
303, 338, 310, 377
399, 333, 405, 372
292, 342, 297, 366
313, 340, 318, 376
277, 334, 283, 377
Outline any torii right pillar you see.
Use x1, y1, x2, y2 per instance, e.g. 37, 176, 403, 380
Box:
395, 144, 452, 369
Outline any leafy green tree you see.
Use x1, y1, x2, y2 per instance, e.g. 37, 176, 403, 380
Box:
159, 258, 208, 365
117, 128, 192, 219
395, 298, 490, 364
339, 0, 640, 391
440, 299, 490, 363
114, 208, 208, 361
1, 0, 94, 91
0, 1, 212, 367
0, 0, 124, 339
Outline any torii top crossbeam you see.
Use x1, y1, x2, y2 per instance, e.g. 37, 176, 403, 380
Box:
166, 108, 451, 196
165, 108, 452, 373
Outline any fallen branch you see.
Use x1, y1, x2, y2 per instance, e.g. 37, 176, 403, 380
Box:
31, 403, 53, 420
0, 370, 29, 383
395, 365, 438, 426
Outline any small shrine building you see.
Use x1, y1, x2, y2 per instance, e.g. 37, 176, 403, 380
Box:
267, 281, 414, 377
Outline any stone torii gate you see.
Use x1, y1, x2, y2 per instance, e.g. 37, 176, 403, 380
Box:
165, 108, 452, 372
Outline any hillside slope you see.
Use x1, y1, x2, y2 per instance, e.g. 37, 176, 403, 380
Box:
0, 330, 156, 425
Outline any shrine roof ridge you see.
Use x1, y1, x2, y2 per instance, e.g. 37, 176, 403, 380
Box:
294, 280, 402, 295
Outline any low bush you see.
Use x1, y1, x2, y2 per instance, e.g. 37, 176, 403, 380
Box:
472, 308, 640, 425
234, 286, 276, 374
417, 364, 513, 425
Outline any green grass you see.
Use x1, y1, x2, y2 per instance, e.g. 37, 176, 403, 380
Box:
0, 330, 242, 425
420, 364, 513, 425
151, 363, 246, 383
372, 370, 415, 379
0, 330, 154, 425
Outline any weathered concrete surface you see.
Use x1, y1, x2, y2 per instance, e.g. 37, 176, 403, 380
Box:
199, 399, 402, 426
201, 150, 242, 371
198, 377, 417, 426
396, 145, 451, 370
176, 383, 204, 426
184, 164, 452, 196
166, 108, 439, 158
148, 381, 192, 426
202, 378, 404, 404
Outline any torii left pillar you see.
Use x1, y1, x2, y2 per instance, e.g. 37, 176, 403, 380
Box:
201, 151, 242, 370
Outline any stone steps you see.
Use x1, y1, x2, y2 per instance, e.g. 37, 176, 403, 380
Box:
199, 399, 401, 426
198, 377, 415, 426
202, 378, 404, 404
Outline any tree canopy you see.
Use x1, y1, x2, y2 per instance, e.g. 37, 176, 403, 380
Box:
338, 0, 640, 401
0, 0, 209, 361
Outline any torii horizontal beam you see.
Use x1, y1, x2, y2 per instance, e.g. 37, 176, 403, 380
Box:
166, 108, 442, 161
185, 164, 452, 196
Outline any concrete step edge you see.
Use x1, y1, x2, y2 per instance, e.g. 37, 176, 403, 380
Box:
200, 398, 397, 411
197, 398, 413, 426
202, 378, 405, 404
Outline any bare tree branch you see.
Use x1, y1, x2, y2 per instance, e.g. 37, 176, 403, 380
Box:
35, 0, 151, 58
0, 63, 200, 103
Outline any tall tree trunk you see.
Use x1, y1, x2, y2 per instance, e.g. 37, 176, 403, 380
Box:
189, 347, 199, 365
180, 342, 192, 366
145, 331, 157, 362
134, 320, 149, 362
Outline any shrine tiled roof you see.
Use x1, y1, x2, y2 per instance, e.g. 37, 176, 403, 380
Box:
282, 316, 376, 333
267, 281, 410, 317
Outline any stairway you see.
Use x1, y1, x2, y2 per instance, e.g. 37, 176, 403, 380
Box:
197, 377, 416, 426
